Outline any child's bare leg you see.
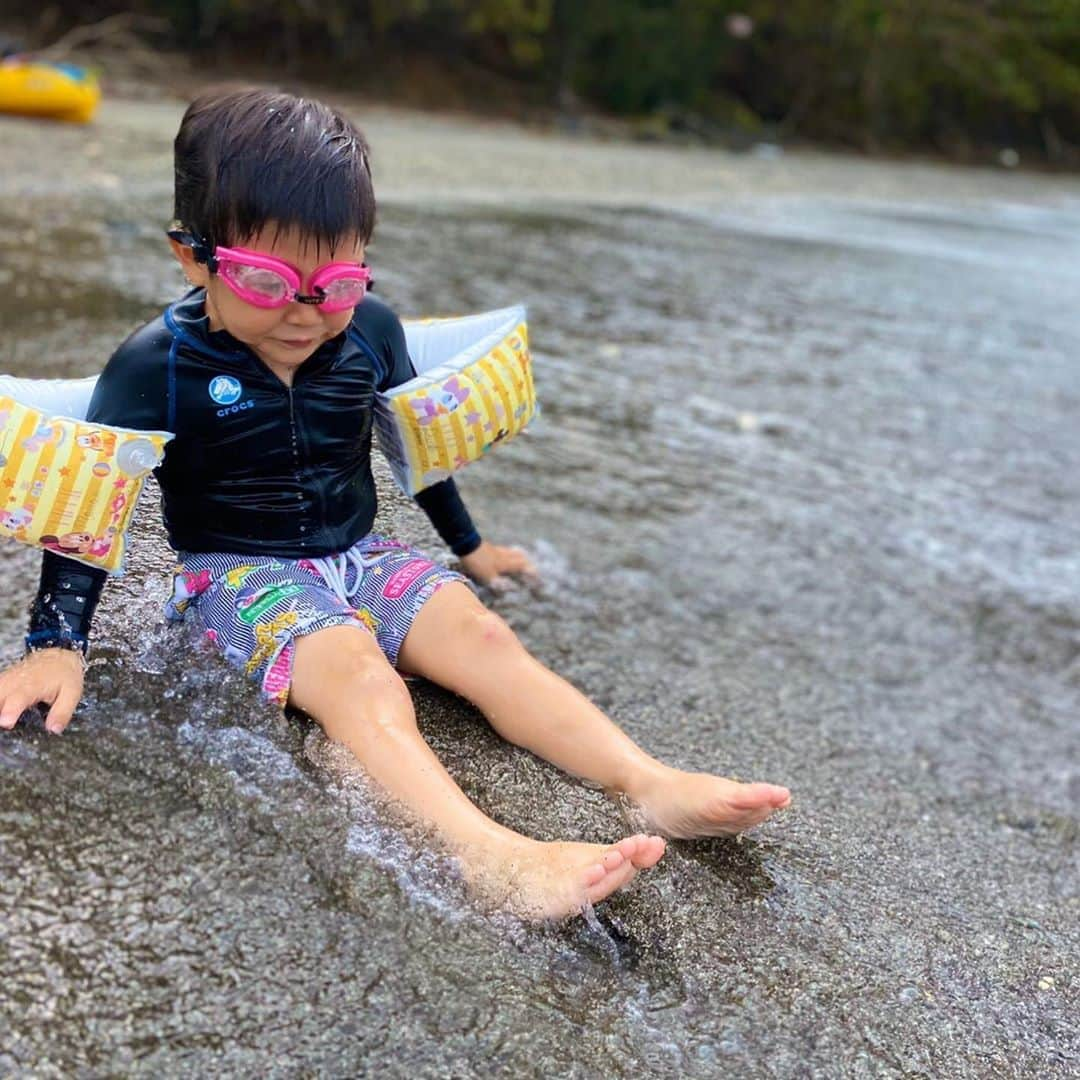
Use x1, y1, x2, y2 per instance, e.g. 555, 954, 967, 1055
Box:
289, 625, 665, 917
398, 585, 791, 838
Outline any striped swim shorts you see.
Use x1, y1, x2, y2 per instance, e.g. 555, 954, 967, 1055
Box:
164, 534, 469, 706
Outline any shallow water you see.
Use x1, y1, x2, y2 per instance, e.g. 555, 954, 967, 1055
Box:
0, 109, 1078, 1078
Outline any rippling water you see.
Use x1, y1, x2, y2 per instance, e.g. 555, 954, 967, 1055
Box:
0, 112, 1077, 1077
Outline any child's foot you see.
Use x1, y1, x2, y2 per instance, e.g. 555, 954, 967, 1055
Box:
465, 833, 666, 920
630, 765, 791, 839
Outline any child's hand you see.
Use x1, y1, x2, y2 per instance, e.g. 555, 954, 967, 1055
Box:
0, 648, 85, 735
458, 541, 538, 590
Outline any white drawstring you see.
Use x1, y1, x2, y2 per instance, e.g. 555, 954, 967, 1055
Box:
308, 547, 391, 605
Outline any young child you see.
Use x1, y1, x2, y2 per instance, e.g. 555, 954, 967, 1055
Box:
0, 87, 790, 919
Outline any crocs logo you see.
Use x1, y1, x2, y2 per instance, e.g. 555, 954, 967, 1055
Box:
208, 375, 243, 405
216, 399, 255, 418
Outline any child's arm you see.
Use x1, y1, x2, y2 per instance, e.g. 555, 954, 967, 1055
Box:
414, 475, 534, 585
0, 334, 170, 733
27, 336, 168, 643
25, 552, 107, 655
361, 298, 537, 585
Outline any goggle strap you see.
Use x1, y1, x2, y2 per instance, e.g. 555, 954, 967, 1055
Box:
166, 226, 218, 272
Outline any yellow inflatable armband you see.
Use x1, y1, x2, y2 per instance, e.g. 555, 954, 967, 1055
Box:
377, 305, 538, 495
0, 375, 171, 574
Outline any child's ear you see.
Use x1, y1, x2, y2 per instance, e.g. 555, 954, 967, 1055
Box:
168, 237, 210, 287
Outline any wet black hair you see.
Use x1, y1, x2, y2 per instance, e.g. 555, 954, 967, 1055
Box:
173, 85, 375, 254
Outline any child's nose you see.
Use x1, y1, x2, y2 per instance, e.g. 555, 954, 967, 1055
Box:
284, 299, 323, 325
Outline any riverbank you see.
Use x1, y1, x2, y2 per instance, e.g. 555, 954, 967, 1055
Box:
3, 94, 1080, 212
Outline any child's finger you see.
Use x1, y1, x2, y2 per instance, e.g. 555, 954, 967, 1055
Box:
500, 547, 537, 576
0, 691, 34, 730
45, 685, 80, 735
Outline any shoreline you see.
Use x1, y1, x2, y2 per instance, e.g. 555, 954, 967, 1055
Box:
2, 94, 1079, 212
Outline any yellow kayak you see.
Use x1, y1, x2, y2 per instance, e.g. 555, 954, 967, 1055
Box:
0, 59, 100, 124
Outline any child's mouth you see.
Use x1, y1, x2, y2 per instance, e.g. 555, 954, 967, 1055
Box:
278, 338, 315, 350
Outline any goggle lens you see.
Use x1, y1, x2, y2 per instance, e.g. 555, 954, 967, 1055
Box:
318, 275, 369, 311
224, 263, 292, 305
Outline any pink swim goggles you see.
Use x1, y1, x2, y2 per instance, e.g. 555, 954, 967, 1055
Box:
168, 226, 372, 313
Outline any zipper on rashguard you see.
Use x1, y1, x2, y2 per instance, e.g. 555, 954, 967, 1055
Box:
287, 385, 308, 547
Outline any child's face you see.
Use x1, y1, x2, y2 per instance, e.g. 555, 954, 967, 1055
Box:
171, 226, 365, 375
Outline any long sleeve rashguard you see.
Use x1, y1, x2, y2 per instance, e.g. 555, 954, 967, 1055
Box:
26, 291, 480, 652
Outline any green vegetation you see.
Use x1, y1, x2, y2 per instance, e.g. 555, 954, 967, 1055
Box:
24, 1, 1080, 161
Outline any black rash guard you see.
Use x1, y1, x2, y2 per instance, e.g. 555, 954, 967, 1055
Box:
26, 290, 481, 652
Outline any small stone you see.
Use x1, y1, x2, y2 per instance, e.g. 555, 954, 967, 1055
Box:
1037, 976, 1055, 990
